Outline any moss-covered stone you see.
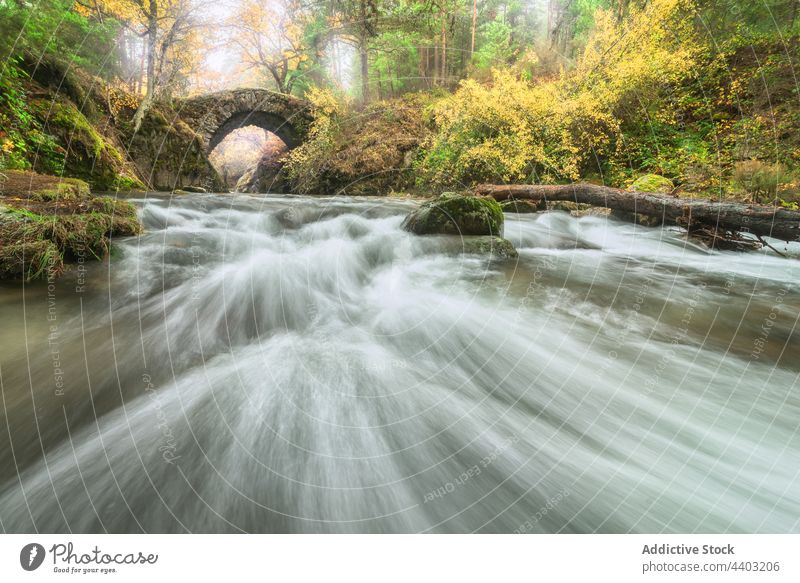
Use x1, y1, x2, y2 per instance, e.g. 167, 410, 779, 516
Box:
630, 174, 674, 194
548, 201, 594, 213
124, 109, 223, 192
402, 194, 504, 236
31, 99, 144, 191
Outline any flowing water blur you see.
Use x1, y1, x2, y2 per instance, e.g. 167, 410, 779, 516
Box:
0, 193, 798, 533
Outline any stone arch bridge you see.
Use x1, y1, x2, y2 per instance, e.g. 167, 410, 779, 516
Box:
178, 88, 313, 154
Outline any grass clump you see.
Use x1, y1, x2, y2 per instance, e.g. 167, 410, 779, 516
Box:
29, 177, 91, 202
0, 239, 63, 280
0, 171, 141, 281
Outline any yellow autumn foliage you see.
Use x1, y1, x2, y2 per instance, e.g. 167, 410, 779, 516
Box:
284, 88, 343, 191
418, 0, 702, 187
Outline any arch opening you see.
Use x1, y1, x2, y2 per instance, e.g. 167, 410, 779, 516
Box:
207, 110, 300, 154
208, 125, 288, 192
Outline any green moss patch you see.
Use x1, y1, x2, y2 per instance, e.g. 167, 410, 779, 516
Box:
629, 174, 675, 194
31, 99, 143, 191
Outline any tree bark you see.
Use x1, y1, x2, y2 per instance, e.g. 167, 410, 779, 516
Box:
137, 37, 145, 94
440, 9, 447, 83
471, 0, 477, 57
132, 0, 158, 133
433, 43, 440, 86
359, 42, 370, 103
358, 0, 371, 104
476, 183, 800, 242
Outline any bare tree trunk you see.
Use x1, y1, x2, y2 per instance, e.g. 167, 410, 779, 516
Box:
358, 0, 372, 104
137, 38, 145, 94
433, 43, 440, 86
476, 183, 800, 242
418, 45, 426, 89
471, 0, 477, 57
440, 10, 447, 84
132, 1, 158, 133
332, 40, 342, 89
117, 28, 128, 86
359, 42, 370, 104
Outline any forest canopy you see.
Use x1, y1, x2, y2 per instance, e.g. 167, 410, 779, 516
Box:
1, 0, 799, 201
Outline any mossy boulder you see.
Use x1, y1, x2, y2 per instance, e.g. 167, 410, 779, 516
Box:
1, 58, 149, 192
630, 174, 674, 194
30, 98, 145, 192
124, 108, 223, 192
402, 195, 504, 236
500, 199, 545, 213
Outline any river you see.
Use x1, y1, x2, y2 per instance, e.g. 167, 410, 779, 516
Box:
0, 193, 798, 533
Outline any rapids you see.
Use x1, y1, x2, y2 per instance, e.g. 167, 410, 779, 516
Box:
0, 193, 798, 533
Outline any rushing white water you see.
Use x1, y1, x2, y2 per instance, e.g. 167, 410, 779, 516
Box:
0, 193, 798, 533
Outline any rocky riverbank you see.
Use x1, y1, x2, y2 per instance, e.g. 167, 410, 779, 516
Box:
0, 171, 141, 280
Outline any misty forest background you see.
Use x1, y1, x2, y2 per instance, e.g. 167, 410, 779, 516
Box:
1, 0, 800, 202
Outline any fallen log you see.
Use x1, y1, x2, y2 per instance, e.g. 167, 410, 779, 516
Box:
476, 183, 800, 242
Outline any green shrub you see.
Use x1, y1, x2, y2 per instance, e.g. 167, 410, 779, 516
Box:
732, 160, 788, 203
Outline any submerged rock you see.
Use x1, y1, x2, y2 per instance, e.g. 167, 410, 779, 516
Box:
500, 199, 545, 213
402, 194, 504, 236
609, 209, 663, 226
236, 155, 288, 194
419, 234, 519, 260
179, 185, 208, 193
458, 236, 518, 259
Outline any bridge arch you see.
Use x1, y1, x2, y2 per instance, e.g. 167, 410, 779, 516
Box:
207, 110, 300, 153
178, 89, 312, 155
